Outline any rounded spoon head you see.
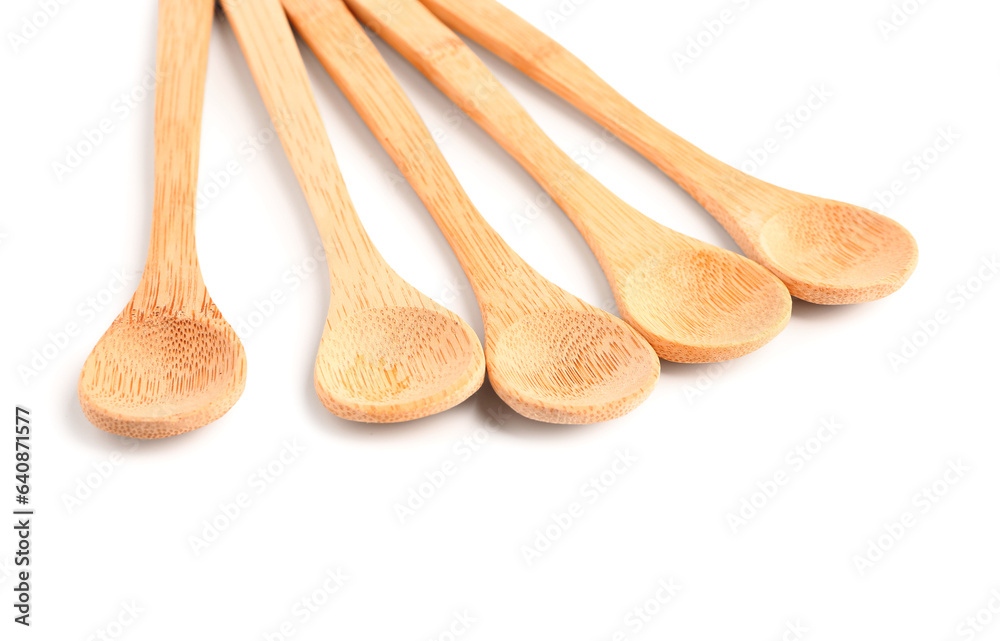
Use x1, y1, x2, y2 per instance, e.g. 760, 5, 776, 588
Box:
487, 309, 659, 423
617, 247, 792, 363
756, 201, 918, 304
314, 305, 485, 422
79, 310, 247, 439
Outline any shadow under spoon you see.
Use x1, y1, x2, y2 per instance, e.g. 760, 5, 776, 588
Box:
222, 0, 484, 422
282, 0, 660, 423
78, 0, 247, 439
419, 0, 919, 305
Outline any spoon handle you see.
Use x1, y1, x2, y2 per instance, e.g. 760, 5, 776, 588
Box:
221, 0, 390, 285
342, 0, 682, 269
143, 0, 214, 296
281, 0, 542, 304
416, 0, 773, 236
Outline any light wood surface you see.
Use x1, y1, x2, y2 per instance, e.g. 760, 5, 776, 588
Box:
419, 0, 919, 304
283, 0, 660, 423
222, 0, 485, 422
78, 0, 247, 439
343, 0, 791, 362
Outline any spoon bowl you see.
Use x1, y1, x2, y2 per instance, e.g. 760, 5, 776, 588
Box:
756, 201, 919, 304
79, 306, 247, 439
419, 0, 919, 305
314, 305, 485, 422
346, 0, 792, 361
285, 0, 657, 423
487, 309, 659, 423
617, 247, 792, 362
225, 0, 485, 422
78, 0, 246, 438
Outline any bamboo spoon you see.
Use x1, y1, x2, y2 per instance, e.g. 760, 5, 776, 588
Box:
78, 0, 246, 439
281, 0, 659, 423
417, 0, 919, 305
344, 0, 791, 363
221, 0, 484, 422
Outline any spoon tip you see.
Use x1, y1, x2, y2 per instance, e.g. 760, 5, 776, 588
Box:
486, 308, 659, 424
617, 247, 793, 362
756, 202, 918, 304
78, 313, 247, 439
313, 305, 486, 423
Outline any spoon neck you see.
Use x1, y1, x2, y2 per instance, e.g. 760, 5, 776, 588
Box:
284, 0, 546, 311
142, 0, 214, 301
138, 203, 208, 309
223, 0, 396, 296
353, 0, 645, 260
539, 77, 772, 235
524, 53, 776, 240
147, 195, 199, 255
415, 0, 776, 241
132, 260, 210, 313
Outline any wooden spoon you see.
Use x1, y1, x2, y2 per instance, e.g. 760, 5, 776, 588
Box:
343, 0, 792, 363
281, 0, 659, 423
222, 0, 484, 422
417, 0, 919, 305
78, 0, 247, 439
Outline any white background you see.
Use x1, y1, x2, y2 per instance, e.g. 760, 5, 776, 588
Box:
2, 0, 999, 638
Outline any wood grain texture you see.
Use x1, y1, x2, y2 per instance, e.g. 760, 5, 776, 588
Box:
221, 0, 484, 422
283, 0, 659, 423
343, 0, 791, 363
78, 0, 247, 439
419, 0, 919, 304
